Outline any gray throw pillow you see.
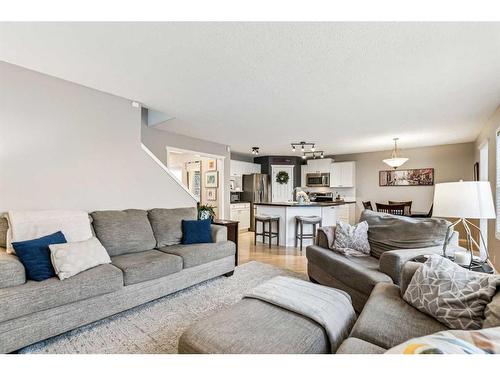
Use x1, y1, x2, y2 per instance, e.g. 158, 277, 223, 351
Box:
403, 255, 500, 330
333, 221, 370, 256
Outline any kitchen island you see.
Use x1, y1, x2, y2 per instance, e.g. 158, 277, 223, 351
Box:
254, 201, 356, 247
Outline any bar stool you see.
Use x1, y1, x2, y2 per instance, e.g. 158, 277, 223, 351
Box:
254, 215, 280, 248
295, 215, 322, 251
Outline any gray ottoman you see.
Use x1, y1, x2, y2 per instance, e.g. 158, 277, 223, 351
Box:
179, 296, 355, 354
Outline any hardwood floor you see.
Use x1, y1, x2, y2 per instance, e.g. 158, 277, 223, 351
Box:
237, 231, 308, 275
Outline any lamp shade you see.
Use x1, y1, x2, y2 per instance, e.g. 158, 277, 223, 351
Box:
433, 181, 496, 219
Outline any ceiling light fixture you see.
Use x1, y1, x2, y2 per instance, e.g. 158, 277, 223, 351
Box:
251, 147, 260, 155
383, 138, 409, 169
291, 141, 316, 153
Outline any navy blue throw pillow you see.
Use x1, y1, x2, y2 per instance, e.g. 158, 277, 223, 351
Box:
182, 219, 213, 245
12, 231, 67, 281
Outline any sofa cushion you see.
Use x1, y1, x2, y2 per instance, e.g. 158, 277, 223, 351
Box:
306, 245, 392, 296
0, 249, 25, 288
111, 250, 182, 286
360, 210, 450, 259
0, 217, 8, 248
0, 264, 123, 323
484, 292, 500, 328
90, 210, 156, 256
148, 207, 197, 247
350, 283, 447, 349
336, 337, 386, 354
178, 298, 329, 354
159, 241, 235, 268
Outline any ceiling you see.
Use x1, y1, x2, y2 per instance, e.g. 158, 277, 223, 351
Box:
1, 22, 499, 156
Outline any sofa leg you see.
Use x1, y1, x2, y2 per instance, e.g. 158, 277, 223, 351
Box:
309, 276, 319, 284
224, 271, 234, 277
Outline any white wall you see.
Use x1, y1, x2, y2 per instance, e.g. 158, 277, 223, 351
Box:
333, 142, 476, 218
142, 121, 231, 219
0, 62, 195, 211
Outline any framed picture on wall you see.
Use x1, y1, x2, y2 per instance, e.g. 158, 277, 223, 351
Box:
205, 171, 218, 188
379, 168, 434, 186
207, 159, 217, 171
207, 188, 217, 201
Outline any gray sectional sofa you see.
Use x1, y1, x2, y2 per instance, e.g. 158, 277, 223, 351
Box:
178, 262, 448, 354
0, 207, 236, 353
307, 210, 458, 312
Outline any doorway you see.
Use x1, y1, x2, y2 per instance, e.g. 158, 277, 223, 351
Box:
166, 147, 225, 219
479, 141, 489, 254
271, 165, 294, 203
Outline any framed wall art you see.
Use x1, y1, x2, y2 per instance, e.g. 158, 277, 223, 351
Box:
205, 171, 219, 188
379, 168, 434, 186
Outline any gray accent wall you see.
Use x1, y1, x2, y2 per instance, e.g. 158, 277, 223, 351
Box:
0, 62, 195, 212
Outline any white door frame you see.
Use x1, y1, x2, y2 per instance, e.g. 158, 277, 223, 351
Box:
166, 146, 226, 219
271, 164, 295, 203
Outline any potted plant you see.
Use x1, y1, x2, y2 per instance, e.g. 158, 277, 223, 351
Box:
198, 204, 216, 221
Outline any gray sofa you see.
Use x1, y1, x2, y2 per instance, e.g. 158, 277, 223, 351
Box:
0, 207, 236, 353
306, 210, 458, 312
179, 261, 499, 354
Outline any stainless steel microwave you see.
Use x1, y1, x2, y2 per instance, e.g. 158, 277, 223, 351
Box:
306, 173, 330, 187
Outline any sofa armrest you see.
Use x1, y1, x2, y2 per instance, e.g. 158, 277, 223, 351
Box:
0, 250, 26, 288
379, 247, 443, 284
211, 225, 227, 242
400, 261, 422, 295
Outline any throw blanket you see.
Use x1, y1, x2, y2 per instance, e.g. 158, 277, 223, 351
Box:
360, 210, 450, 258
5, 210, 93, 253
244, 276, 356, 353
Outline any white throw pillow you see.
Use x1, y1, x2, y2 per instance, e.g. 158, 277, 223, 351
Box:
49, 237, 111, 280
333, 221, 370, 256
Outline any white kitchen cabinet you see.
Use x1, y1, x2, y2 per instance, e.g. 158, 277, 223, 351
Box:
230, 202, 250, 231
330, 204, 354, 225
330, 161, 355, 188
230, 160, 261, 177
307, 158, 333, 173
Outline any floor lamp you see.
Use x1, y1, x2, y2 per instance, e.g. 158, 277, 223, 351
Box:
433, 181, 496, 272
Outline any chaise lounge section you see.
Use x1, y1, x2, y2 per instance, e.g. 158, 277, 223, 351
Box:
0, 207, 236, 353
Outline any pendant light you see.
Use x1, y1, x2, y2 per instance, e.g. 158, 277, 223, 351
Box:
383, 138, 408, 169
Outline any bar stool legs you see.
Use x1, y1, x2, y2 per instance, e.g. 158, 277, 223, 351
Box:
255, 216, 280, 248
295, 216, 322, 251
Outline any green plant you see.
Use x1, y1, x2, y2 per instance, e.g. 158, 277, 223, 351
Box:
198, 204, 216, 220
276, 171, 290, 185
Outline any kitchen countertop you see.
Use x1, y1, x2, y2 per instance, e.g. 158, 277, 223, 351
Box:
254, 201, 356, 207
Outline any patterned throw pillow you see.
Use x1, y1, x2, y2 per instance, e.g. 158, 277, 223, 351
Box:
333, 221, 370, 256
403, 255, 500, 330
385, 327, 500, 354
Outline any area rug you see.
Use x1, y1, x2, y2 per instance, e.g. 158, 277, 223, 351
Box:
20, 261, 304, 354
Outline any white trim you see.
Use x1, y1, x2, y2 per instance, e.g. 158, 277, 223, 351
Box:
141, 143, 198, 202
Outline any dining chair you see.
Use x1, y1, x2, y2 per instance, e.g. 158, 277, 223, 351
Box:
376, 203, 406, 216
388, 200, 412, 216
362, 201, 373, 210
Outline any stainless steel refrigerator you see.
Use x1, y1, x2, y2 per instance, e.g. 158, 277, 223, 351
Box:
242, 173, 269, 231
